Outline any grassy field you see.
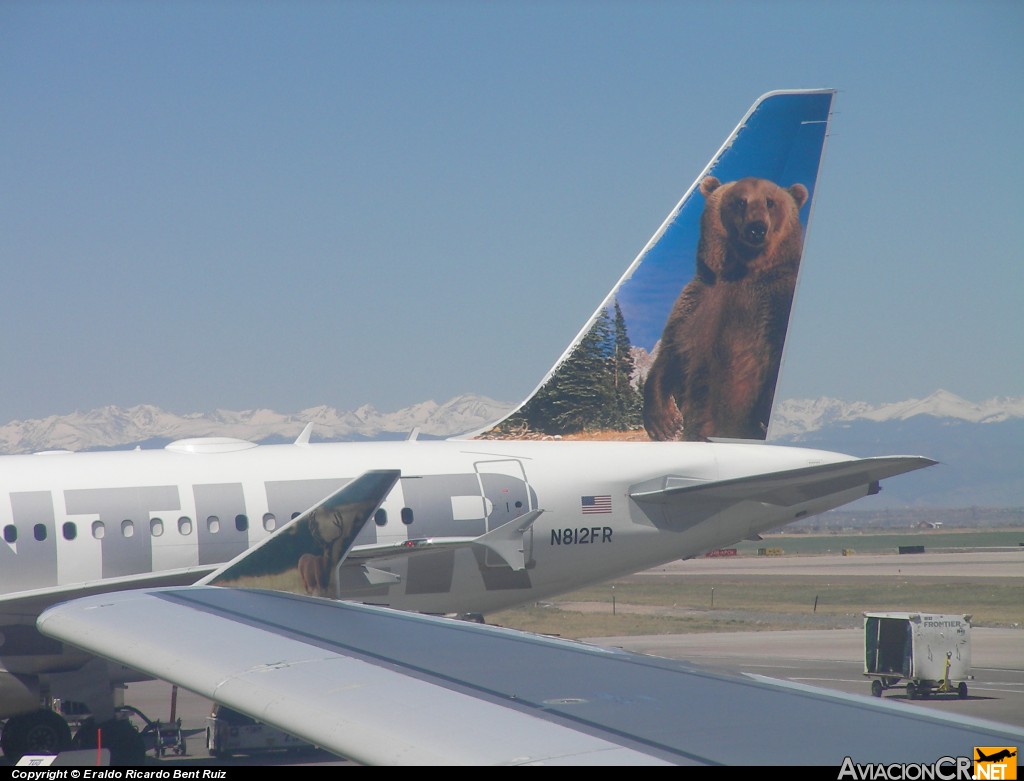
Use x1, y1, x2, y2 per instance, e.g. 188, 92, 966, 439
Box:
733, 528, 1024, 555
491, 529, 1024, 639
492, 575, 1024, 638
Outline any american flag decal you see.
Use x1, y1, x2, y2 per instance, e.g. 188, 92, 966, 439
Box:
581, 495, 612, 514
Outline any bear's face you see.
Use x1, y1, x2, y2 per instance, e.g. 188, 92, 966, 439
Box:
702, 176, 808, 255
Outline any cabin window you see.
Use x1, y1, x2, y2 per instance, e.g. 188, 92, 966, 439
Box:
151, 518, 164, 537
207, 516, 220, 534
92, 521, 105, 539
235, 514, 248, 532
374, 508, 387, 527
400, 507, 414, 525
62, 522, 77, 541
121, 520, 134, 538
3, 525, 17, 543
290, 512, 301, 520
34, 524, 47, 541
262, 513, 276, 531
178, 516, 192, 536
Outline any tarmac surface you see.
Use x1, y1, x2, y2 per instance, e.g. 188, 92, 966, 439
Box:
583, 550, 1024, 728
586, 628, 1024, 729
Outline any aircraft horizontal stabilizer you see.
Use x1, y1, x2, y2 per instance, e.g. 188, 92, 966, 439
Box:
631, 456, 937, 508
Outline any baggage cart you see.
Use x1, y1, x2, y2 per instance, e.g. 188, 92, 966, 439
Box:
863, 612, 972, 699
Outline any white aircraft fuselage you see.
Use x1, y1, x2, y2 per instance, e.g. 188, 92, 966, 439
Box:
1, 438, 860, 616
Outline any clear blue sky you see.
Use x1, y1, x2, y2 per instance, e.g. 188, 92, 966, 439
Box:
2, 1, 1021, 421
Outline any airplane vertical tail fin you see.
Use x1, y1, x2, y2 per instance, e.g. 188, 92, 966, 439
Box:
471, 89, 835, 442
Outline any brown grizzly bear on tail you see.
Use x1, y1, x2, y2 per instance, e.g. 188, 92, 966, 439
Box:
643, 175, 808, 441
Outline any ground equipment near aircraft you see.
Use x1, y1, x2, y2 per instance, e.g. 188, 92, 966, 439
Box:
115, 705, 187, 758
206, 705, 312, 758
864, 612, 972, 699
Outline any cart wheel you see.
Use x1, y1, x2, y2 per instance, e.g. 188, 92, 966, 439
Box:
883, 677, 900, 688
906, 682, 917, 699
871, 680, 883, 697
958, 682, 968, 699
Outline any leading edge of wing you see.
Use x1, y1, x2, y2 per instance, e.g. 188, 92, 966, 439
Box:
38, 587, 1022, 766
630, 455, 938, 507
0, 565, 218, 622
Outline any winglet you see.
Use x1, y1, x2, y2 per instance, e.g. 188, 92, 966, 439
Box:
471, 89, 836, 443
199, 470, 400, 598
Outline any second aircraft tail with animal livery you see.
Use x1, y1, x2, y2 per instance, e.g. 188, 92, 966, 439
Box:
475, 88, 833, 442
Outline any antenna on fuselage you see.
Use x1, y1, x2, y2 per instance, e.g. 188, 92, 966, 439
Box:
294, 422, 314, 446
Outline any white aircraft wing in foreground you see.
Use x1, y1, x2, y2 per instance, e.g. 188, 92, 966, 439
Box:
39, 587, 1024, 766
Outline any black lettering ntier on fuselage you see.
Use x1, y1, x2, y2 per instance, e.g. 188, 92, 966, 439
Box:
550, 527, 613, 545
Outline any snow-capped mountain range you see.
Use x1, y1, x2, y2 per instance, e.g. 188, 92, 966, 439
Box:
0, 394, 512, 454
1, 390, 1021, 508
769, 389, 1024, 438
0, 389, 1020, 455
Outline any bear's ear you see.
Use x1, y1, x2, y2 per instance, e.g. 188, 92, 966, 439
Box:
700, 176, 721, 197
788, 183, 809, 209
